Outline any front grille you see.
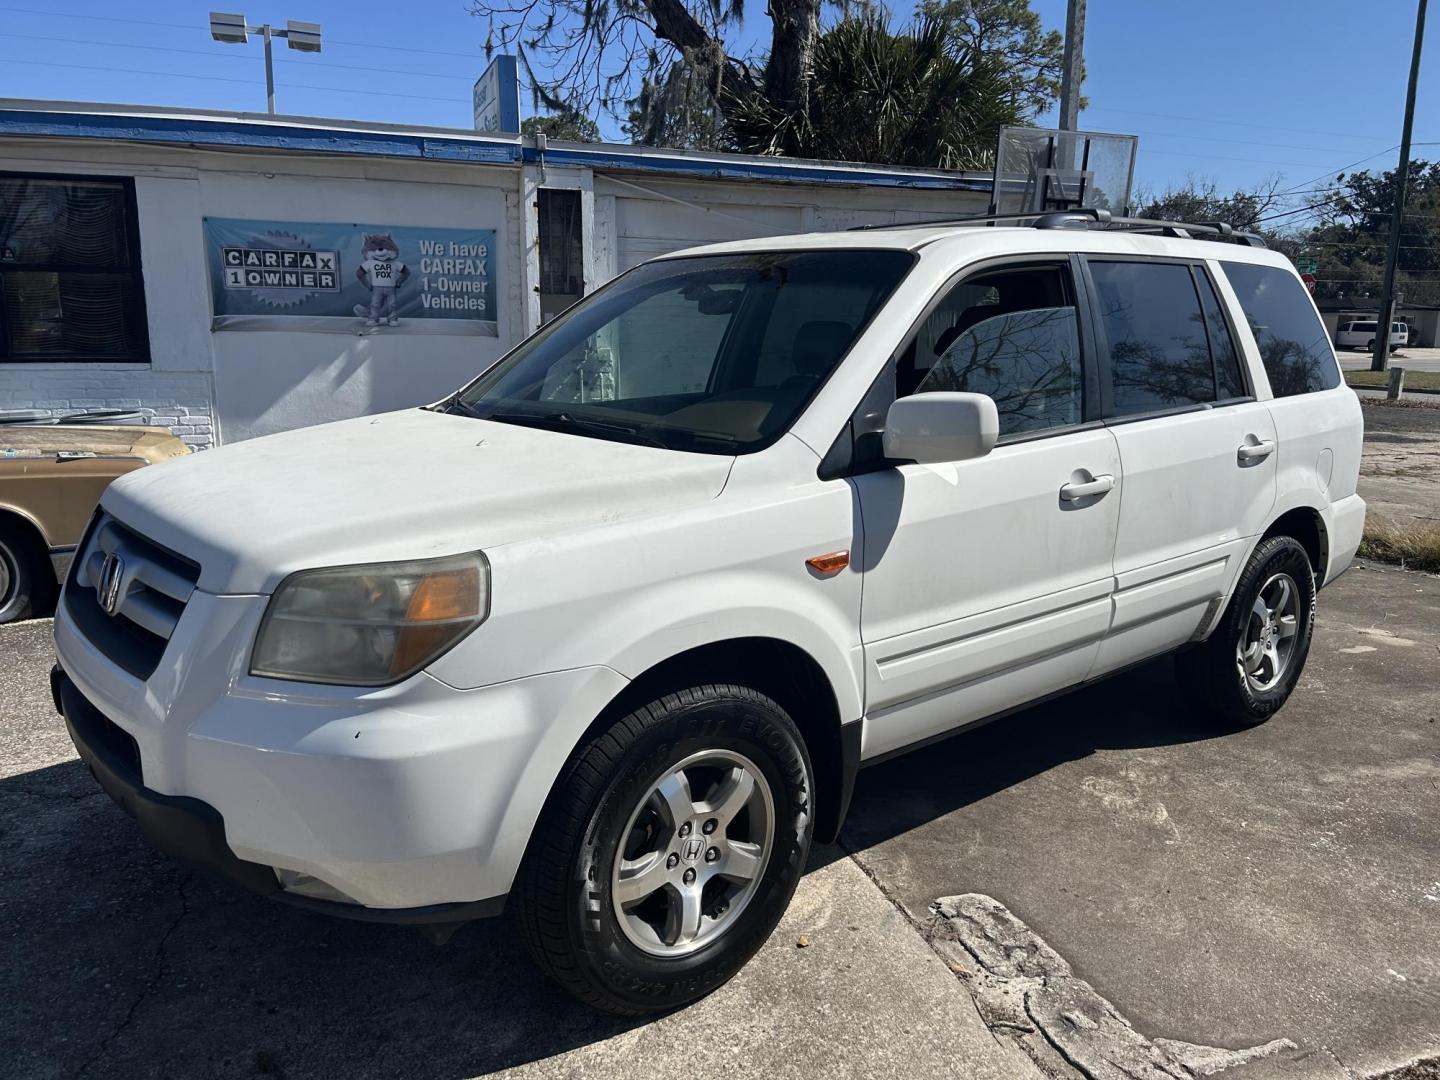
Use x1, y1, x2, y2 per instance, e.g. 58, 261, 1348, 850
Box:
66, 513, 201, 681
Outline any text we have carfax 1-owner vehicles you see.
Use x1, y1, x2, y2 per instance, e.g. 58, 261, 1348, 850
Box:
54, 210, 1363, 1014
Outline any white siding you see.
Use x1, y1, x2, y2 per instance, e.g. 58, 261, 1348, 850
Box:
1, 133, 989, 447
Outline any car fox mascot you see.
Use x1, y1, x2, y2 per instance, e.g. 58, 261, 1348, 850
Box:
353, 232, 410, 326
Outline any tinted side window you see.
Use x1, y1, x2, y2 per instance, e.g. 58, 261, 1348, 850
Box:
1220, 262, 1340, 397
899, 264, 1083, 438
918, 307, 1083, 435
1196, 270, 1247, 400
1090, 261, 1214, 415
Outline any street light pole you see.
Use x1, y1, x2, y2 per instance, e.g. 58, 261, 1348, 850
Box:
209, 14, 322, 115
1371, 0, 1428, 373
262, 23, 276, 115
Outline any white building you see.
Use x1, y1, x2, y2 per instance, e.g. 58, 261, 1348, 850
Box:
0, 100, 993, 448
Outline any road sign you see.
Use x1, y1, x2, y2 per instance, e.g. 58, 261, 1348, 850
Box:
1296, 255, 1318, 274
1301, 272, 1317, 294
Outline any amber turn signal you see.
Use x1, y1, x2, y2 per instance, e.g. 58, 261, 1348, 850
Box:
805, 551, 850, 575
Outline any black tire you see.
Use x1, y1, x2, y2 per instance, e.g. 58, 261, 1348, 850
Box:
514, 684, 814, 1015
0, 523, 43, 624
1177, 535, 1316, 729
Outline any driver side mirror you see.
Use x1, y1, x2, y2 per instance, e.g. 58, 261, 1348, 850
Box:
883, 392, 998, 465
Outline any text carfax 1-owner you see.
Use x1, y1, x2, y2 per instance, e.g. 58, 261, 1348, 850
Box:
204, 218, 498, 336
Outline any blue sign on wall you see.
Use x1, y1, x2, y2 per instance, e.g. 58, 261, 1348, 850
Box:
204, 217, 497, 336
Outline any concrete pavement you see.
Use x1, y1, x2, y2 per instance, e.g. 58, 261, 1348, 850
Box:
0, 618, 1037, 1080
1356, 398, 1440, 530
843, 562, 1440, 1079
3, 562, 1436, 1078
4, 402, 1440, 1078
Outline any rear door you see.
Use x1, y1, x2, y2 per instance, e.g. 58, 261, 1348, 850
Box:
1217, 260, 1361, 585
1082, 257, 1277, 676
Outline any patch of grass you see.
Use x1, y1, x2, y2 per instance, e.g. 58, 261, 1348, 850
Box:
1358, 517, 1440, 573
1345, 368, 1440, 391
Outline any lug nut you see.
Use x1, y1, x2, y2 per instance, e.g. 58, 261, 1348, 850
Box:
678, 822, 692, 838
683, 868, 697, 885
705, 847, 720, 863
667, 853, 680, 869
702, 818, 718, 835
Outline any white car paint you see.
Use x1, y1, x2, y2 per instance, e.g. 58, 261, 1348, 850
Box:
54, 224, 1364, 914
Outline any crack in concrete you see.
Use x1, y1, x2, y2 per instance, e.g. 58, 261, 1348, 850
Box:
71, 871, 192, 1080
840, 846, 1044, 1073
927, 894, 1300, 1080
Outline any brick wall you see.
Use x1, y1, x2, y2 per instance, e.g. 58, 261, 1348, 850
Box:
0, 366, 215, 449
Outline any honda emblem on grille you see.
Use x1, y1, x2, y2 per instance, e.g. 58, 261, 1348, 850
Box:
98, 552, 126, 616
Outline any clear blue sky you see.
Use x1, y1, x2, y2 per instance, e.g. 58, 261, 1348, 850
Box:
3, 0, 1437, 212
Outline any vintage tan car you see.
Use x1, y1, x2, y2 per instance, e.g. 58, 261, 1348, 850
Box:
0, 425, 190, 622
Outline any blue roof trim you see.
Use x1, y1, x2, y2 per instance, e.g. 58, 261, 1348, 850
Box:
523, 144, 991, 191
0, 110, 520, 165
0, 107, 991, 191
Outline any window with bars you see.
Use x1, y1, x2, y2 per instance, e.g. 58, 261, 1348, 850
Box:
0, 173, 150, 363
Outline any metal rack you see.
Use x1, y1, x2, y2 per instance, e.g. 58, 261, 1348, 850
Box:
851, 207, 1267, 248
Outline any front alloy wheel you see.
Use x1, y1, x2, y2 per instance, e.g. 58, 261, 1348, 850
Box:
612, 750, 774, 957
515, 683, 813, 1015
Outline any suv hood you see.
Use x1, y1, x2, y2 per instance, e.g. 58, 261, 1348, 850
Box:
101, 409, 734, 594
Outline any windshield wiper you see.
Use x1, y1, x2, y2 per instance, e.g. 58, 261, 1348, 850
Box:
480, 409, 671, 449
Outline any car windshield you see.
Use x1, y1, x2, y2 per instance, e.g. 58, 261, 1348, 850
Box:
451, 249, 913, 454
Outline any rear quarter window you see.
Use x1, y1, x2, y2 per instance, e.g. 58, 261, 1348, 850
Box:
1221, 263, 1340, 397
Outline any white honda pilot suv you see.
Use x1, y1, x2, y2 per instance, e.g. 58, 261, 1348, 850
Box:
53, 211, 1364, 1015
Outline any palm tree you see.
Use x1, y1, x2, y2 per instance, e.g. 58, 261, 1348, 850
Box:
726, 15, 1025, 169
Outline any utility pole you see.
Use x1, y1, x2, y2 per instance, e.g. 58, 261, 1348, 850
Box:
1058, 0, 1086, 132
1371, 0, 1428, 372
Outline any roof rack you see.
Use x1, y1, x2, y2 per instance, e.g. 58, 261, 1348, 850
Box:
850, 206, 1267, 248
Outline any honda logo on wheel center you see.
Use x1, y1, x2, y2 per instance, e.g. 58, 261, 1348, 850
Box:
681, 836, 705, 863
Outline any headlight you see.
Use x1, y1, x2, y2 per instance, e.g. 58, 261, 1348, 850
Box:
250, 552, 490, 686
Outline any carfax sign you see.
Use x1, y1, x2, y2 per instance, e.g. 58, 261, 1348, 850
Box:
204, 218, 498, 336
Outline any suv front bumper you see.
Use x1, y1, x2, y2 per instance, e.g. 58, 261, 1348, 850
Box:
54, 665, 507, 927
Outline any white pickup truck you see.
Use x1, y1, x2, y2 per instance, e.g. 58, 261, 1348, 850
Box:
53, 211, 1364, 1015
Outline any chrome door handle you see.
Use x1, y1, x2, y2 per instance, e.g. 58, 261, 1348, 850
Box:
1237, 439, 1277, 461
1059, 473, 1115, 501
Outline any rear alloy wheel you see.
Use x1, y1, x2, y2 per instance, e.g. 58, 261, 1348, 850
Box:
1236, 572, 1302, 694
1178, 535, 1316, 728
515, 684, 812, 1015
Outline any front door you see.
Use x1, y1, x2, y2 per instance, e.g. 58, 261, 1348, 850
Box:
853, 258, 1122, 760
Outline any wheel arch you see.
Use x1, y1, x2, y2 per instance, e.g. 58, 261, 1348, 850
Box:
0, 503, 53, 550
574, 637, 858, 845
0, 505, 57, 618
1259, 504, 1327, 581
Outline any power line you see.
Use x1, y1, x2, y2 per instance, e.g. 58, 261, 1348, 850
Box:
0, 31, 479, 81
0, 6, 488, 60
1143, 148, 1369, 169
5, 58, 465, 104
1122, 127, 1394, 156
1081, 105, 1401, 144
